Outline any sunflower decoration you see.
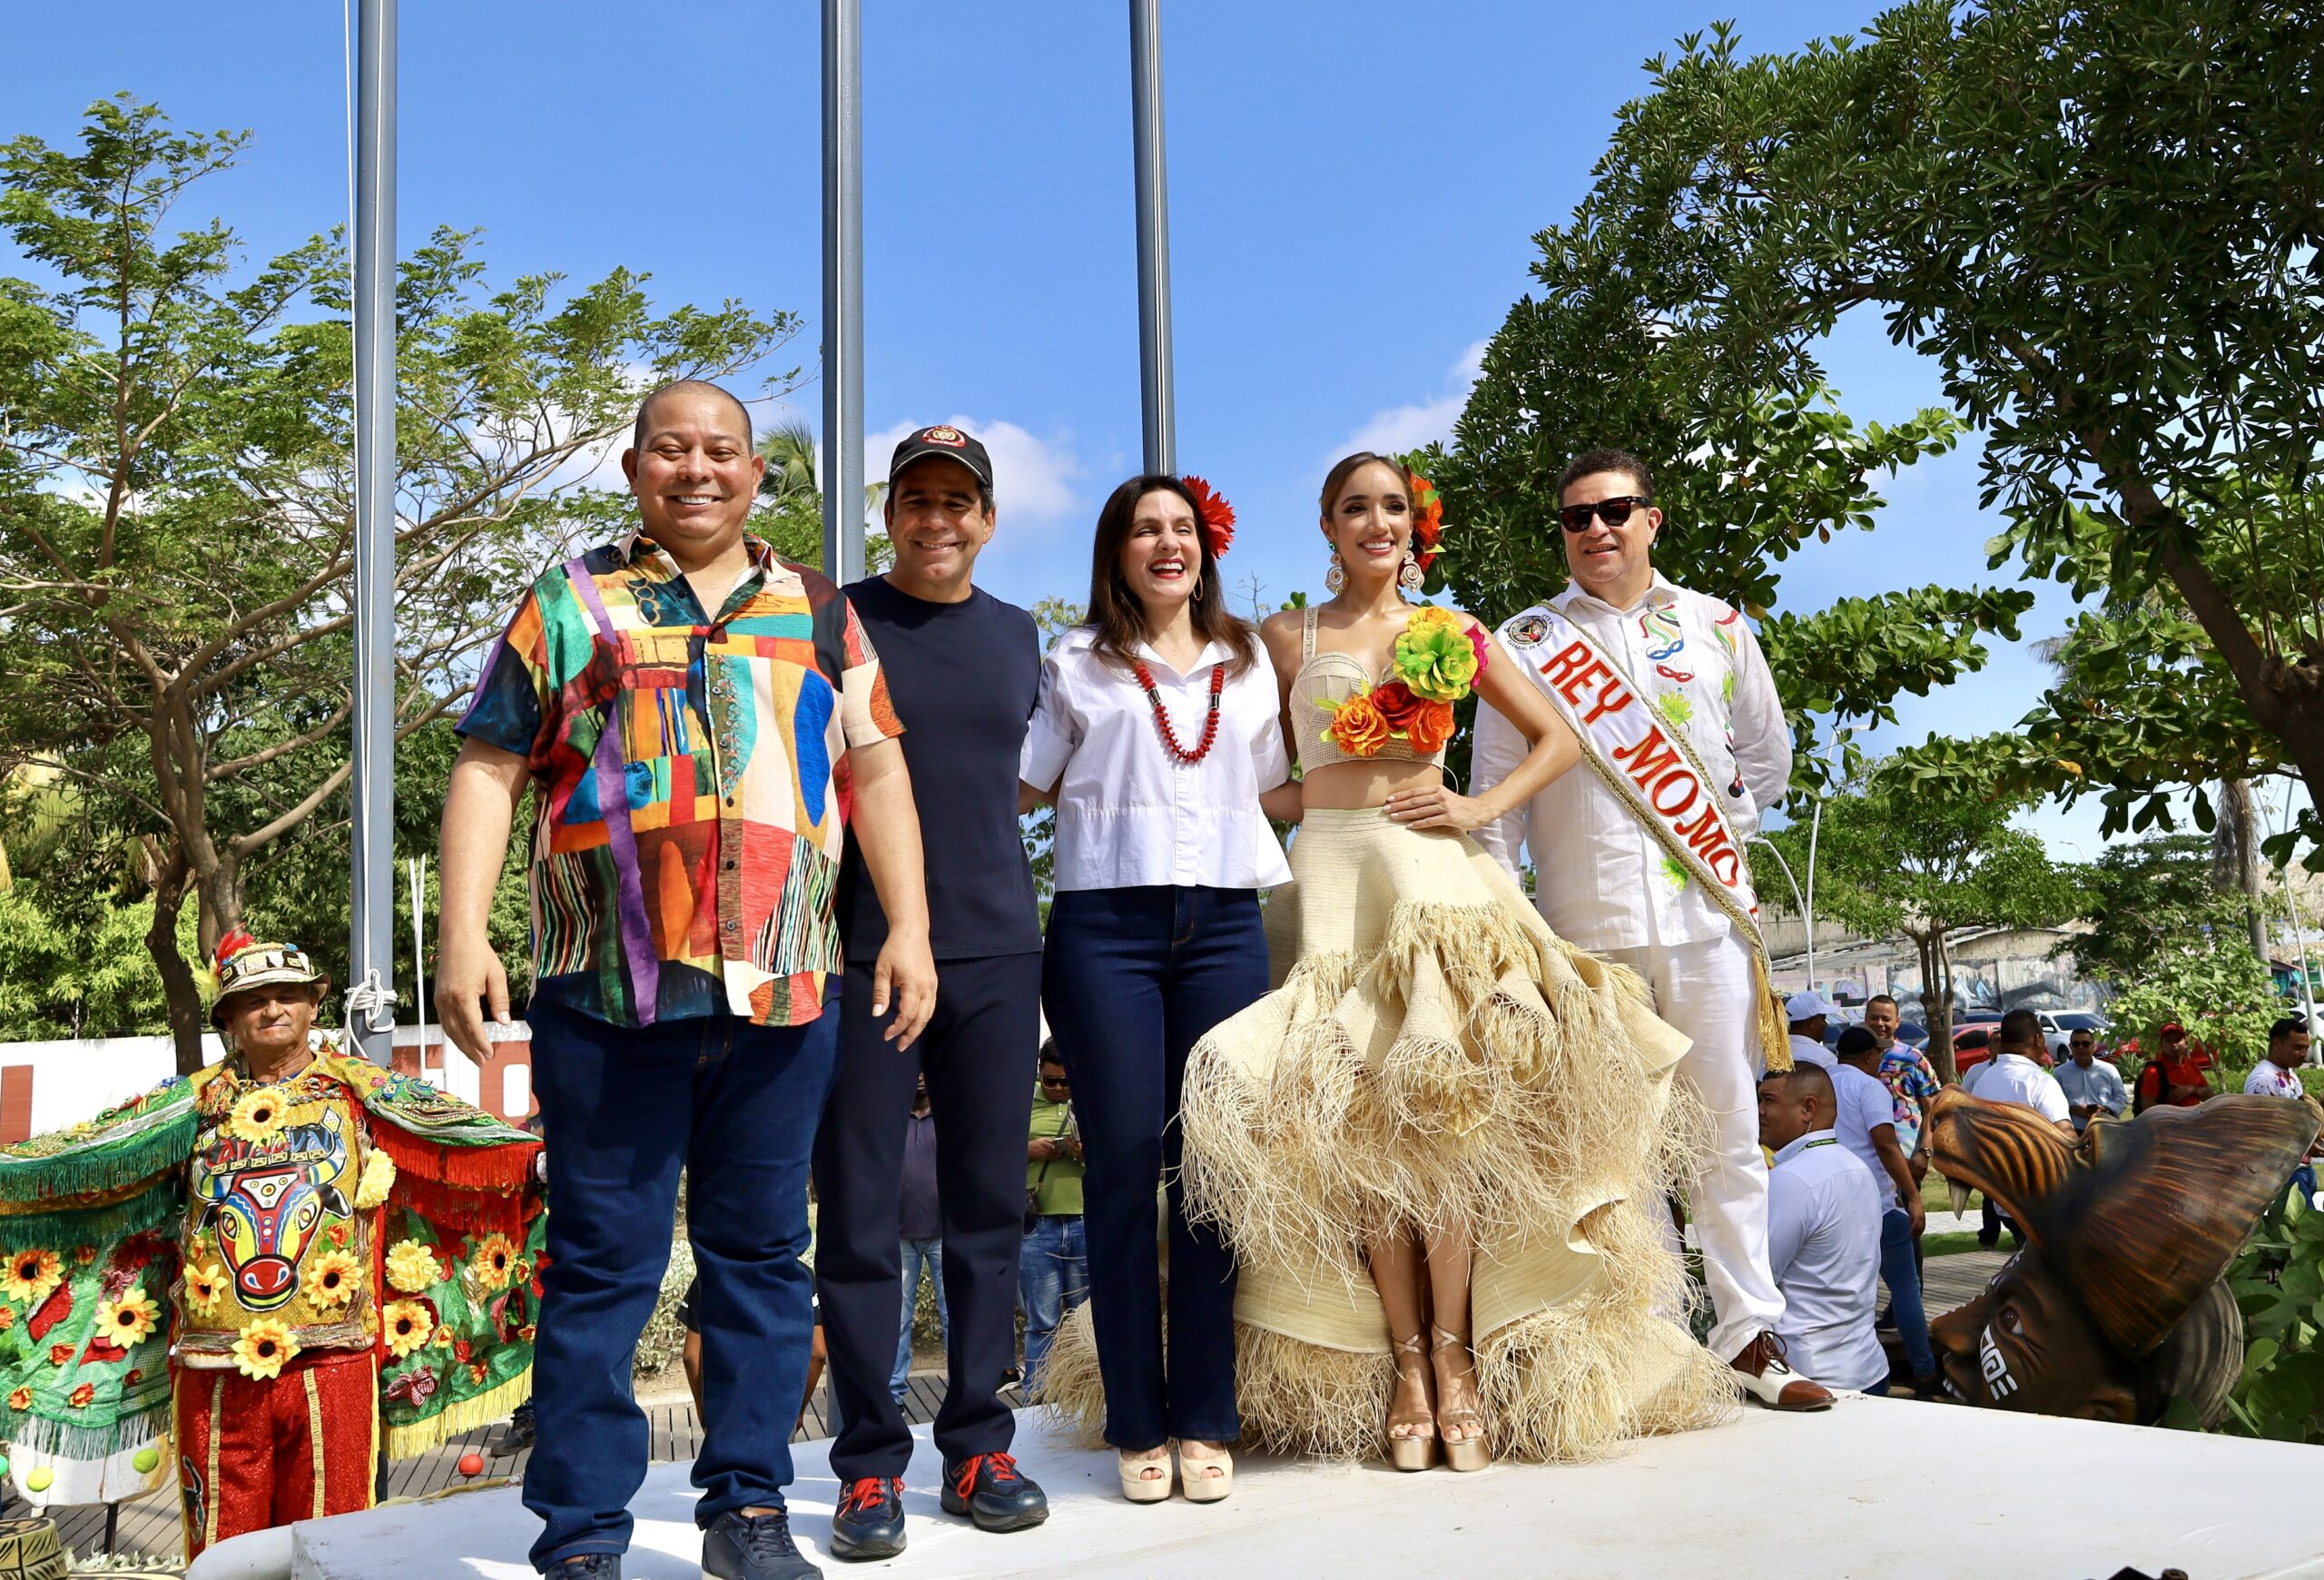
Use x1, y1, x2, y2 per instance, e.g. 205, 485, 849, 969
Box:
94, 1288, 162, 1347
351, 1146, 397, 1211
385, 1239, 441, 1295
303, 1249, 362, 1311
3, 1249, 61, 1308
185, 1262, 229, 1317
231, 1318, 300, 1381
381, 1299, 433, 1360
227, 1088, 290, 1145
469, 1232, 518, 1292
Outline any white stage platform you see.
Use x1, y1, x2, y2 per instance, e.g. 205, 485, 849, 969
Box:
291, 1400, 2324, 1580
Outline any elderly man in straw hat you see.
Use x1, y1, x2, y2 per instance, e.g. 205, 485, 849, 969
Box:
0, 931, 542, 1561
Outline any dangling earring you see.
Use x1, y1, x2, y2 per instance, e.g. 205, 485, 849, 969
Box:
1192, 575, 1205, 604
1324, 550, 1346, 595
1399, 553, 1425, 592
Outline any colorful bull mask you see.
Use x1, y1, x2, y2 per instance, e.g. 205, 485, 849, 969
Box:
188, 1105, 353, 1313
1926, 1087, 2317, 1425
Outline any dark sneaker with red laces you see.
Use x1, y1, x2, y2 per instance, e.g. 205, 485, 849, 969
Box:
829, 1476, 907, 1563
940, 1452, 1049, 1533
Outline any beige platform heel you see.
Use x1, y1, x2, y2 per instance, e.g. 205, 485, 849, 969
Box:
1178, 1440, 1234, 1503
1385, 1331, 1441, 1471
1118, 1447, 1174, 1504
1433, 1326, 1491, 1473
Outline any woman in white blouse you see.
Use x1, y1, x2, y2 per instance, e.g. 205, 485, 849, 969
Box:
1019, 474, 1294, 1506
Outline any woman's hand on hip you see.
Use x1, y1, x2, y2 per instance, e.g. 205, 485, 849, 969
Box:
1384, 784, 1491, 834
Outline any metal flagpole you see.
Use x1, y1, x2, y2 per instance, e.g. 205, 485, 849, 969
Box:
349, 0, 399, 1064
1129, 0, 1176, 475
822, 0, 866, 584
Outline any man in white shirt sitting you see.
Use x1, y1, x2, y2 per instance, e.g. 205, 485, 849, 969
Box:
1757, 1063, 1887, 1394
1832, 1027, 1936, 1395
1785, 991, 1840, 1071
1961, 1010, 2074, 1130
2244, 1017, 2312, 1100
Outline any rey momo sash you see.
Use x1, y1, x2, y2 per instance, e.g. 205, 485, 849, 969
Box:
1507, 602, 1792, 1073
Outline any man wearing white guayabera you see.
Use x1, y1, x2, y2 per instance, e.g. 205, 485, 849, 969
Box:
1472, 446, 1832, 1412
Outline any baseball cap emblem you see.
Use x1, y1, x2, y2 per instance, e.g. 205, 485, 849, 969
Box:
919, 425, 966, 447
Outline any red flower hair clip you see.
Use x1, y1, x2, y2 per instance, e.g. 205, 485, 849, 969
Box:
1182, 475, 1236, 558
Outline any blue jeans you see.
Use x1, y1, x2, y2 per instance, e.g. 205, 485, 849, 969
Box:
1019, 1215, 1089, 1394
1880, 1208, 1936, 1380
523, 996, 837, 1571
891, 1237, 949, 1405
1042, 884, 1265, 1451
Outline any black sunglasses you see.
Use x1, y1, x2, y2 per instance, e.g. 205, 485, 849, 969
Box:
1559, 495, 1650, 532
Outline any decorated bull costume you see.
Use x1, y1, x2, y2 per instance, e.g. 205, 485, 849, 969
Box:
0, 936, 543, 1559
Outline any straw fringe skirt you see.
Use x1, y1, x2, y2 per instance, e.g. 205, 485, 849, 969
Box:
1041, 808, 1735, 1462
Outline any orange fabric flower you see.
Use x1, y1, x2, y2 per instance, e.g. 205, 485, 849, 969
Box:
1369, 680, 1427, 735
1323, 689, 1392, 757
67, 1383, 94, 1409
47, 1343, 74, 1367
1404, 700, 1457, 755
6, 1387, 28, 1411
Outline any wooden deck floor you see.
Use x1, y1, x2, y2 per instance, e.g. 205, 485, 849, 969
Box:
44, 1262, 2015, 1564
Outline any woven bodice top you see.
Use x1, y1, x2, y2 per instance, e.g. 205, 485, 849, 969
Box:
1293, 606, 1448, 774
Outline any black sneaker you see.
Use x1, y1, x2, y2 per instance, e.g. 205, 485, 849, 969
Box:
490, 1400, 537, 1457
829, 1476, 906, 1563
703, 1508, 820, 1580
940, 1452, 1049, 1534
553, 1557, 620, 1579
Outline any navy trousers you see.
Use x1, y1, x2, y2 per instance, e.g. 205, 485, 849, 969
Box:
815, 953, 1041, 1479
524, 996, 837, 1572
1040, 885, 1265, 1451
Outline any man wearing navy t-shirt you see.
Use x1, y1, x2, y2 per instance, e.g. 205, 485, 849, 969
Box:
817, 425, 1048, 1560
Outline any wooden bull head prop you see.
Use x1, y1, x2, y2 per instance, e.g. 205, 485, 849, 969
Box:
1925, 1087, 2316, 1426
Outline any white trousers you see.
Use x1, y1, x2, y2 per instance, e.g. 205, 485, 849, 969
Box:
1601, 932, 1785, 1362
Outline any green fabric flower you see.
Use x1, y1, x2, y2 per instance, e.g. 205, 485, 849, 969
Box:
1393, 608, 1480, 703
1660, 854, 1690, 891
1658, 691, 1694, 728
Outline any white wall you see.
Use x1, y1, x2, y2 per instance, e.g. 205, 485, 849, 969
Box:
0, 1032, 221, 1135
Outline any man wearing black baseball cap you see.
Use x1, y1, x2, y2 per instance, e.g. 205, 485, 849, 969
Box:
815, 423, 1049, 1558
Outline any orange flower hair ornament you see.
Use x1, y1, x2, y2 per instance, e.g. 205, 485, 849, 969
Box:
1403, 466, 1446, 573
1182, 475, 1236, 558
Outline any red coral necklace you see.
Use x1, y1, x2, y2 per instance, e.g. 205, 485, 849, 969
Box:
1131, 660, 1226, 765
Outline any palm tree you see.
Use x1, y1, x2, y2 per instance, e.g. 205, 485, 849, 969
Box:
753, 422, 892, 572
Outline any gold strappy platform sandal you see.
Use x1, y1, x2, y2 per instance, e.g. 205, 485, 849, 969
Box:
1433, 1325, 1491, 1473
1386, 1331, 1441, 1471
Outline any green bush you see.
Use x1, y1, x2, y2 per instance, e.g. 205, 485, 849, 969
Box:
2222, 1183, 2324, 1443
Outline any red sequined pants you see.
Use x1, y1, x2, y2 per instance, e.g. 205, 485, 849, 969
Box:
172, 1349, 377, 1559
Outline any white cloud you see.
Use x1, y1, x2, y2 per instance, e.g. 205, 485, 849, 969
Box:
866, 416, 1084, 524
1334, 340, 1489, 459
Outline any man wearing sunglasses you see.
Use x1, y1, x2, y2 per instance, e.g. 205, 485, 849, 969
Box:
1472, 448, 1829, 1411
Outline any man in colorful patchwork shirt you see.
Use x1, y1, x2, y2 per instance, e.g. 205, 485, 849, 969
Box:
0, 933, 543, 1562
438, 380, 937, 1580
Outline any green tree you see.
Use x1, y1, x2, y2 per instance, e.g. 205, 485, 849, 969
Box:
2102, 935, 2281, 1073
752, 420, 892, 574
0, 97, 799, 1071
1769, 771, 2083, 1076
1447, 2, 2324, 834
2069, 834, 2254, 986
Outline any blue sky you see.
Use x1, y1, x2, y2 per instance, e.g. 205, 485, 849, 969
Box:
9, 0, 2238, 854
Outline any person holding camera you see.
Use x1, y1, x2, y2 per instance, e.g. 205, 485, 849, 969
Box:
1020, 1044, 1089, 1395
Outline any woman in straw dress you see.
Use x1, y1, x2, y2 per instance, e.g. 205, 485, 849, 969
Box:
1049, 452, 1728, 1472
